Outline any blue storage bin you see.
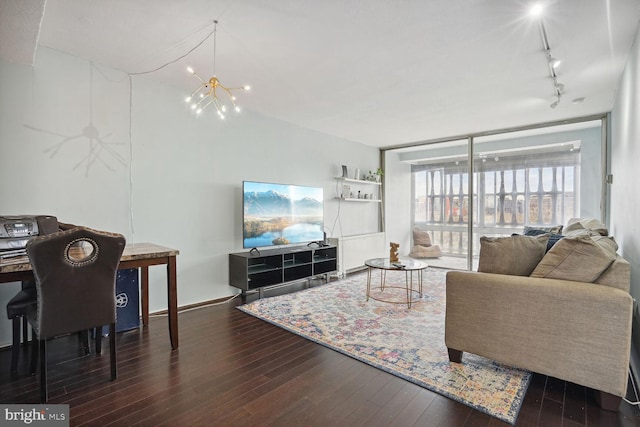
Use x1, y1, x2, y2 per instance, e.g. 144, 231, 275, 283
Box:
99, 268, 140, 336
114, 268, 140, 332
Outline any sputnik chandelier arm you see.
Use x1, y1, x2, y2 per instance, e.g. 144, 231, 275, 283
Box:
185, 20, 250, 118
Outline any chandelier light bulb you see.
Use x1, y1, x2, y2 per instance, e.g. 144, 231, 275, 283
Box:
185, 96, 191, 102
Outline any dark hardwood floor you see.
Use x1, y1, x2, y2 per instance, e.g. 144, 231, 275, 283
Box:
1, 284, 640, 426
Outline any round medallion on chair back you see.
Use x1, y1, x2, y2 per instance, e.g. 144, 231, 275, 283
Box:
64, 238, 99, 266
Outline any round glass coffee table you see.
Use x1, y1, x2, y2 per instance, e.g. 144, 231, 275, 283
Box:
365, 258, 428, 309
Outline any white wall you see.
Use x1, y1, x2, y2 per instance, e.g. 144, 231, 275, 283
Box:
610, 25, 640, 350
383, 151, 412, 253
0, 47, 380, 347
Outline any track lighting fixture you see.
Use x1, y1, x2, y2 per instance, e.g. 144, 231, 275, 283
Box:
185, 20, 250, 118
531, 4, 566, 109
547, 52, 561, 69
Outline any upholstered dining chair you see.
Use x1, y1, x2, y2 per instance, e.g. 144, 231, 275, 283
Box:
25, 226, 126, 403
5, 216, 61, 375
6, 280, 36, 374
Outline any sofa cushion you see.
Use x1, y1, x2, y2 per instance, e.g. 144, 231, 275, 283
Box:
478, 234, 549, 276
530, 234, 617, 282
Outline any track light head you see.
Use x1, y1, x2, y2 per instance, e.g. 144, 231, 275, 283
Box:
530, 3, 545, 17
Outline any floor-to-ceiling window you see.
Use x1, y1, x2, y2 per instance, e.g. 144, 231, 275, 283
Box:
409, 139, 470, 265
383, 119, 604, 270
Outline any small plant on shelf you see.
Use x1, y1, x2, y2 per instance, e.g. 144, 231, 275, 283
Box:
367, 168, 384, 182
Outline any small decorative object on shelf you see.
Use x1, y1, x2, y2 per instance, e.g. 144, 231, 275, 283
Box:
366, 168, 384, 182
354, 168, 361, 180
390, 242, 399, 262
341, 184, 350, 199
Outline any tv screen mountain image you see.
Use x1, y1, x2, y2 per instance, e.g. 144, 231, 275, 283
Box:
243, 181, 324, 248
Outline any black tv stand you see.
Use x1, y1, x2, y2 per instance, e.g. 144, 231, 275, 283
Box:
308, 240, 330, 248
249, 247, 261, 256
229, 245, 337, 298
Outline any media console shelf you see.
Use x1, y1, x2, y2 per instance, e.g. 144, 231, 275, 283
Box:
229, 245, 337, 297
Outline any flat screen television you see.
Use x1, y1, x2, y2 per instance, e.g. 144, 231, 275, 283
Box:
243, 181, 324, 249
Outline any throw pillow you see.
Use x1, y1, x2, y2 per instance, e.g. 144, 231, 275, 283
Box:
478, 234, 550, 276
522, 228, 564, 252
563, 218, 608, 236
523, 225, 563, 234
530, 234, 617, 282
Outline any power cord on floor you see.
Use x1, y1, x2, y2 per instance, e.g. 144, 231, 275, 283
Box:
623, 367, 640, 405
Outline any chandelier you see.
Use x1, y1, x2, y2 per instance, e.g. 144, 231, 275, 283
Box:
185, 20, 250, 118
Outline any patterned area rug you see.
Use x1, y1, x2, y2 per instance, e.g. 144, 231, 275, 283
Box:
238, 268, 530, 424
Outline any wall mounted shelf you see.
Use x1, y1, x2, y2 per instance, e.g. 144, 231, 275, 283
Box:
335, 177, 382, 202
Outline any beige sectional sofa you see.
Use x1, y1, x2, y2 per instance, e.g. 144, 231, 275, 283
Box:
445, 219, 633, 410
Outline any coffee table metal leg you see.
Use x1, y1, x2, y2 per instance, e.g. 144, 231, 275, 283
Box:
366, 267, 371, 301
406, 270, 411, 309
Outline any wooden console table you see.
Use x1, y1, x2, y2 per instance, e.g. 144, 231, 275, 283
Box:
0, 242, 180, 349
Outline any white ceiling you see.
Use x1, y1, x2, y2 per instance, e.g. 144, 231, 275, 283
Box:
2, 0, 640, 148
